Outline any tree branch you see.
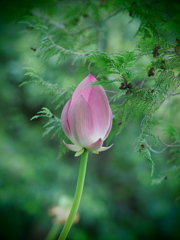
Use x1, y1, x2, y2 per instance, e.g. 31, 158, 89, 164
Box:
133, 92, 152, 102
155, 84, 180, 104
149, 146, 168, 154
149, 137, 180, 154
39, 8, 124, 36
170, 92, 180, 96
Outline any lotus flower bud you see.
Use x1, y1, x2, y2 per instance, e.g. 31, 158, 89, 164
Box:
61, 75, 112, 156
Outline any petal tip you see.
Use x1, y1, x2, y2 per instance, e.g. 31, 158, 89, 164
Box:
87, 138, 103, 151
98, 144, 113, 152
88, 74, 96, 82
62, 140, 82, 152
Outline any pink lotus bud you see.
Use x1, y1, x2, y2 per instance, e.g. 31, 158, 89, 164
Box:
61, 75, 112, 156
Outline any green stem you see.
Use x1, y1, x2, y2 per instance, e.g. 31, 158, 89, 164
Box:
58, 150, 89, 240
45, 224, 60, 240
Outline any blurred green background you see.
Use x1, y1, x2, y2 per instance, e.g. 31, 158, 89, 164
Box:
0, 2, 180, 240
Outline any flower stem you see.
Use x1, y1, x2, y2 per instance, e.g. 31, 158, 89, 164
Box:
45, 224, 60, 240
58, 150, 89, 240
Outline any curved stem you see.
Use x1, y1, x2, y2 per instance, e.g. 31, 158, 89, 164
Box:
45, 224, 60, 240
58, 150, 89, 240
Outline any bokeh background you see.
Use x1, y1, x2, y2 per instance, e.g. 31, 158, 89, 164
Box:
0, 1, 180, 240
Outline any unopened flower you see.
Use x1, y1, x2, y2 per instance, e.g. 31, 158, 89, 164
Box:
61, 75, 112, 156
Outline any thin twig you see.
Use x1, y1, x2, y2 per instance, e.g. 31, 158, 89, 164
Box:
88, 62, 92, 74
39, 8, 124, 36
105, 90, 119, 94
155, 84, 180, 104
109, 95, 117, 102
149, 147, 168, 154
48, 20, 67, 31
149, 144, 180, 154
46, 35, 85, 56
141, 0, 170, 23
107, 50, 175, 56
154, 88, 180, 97
142, 0, 171, 18
70, 7, 127, 35
170, 92, 180, 96
138, 76, 147, 89
158, 136, 180, 148
165, 72, 180, 80
134, 50, 175, 57
133, 92, 152, 102
149, 136, 180, 154
45, 33, 177, 58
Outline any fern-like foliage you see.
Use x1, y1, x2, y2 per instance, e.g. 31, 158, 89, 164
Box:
21, 67, 72, 108
31, 107, 69, 157
20, 0, 180, 178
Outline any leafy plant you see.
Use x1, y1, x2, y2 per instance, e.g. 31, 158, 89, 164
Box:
20, 0, 180, 179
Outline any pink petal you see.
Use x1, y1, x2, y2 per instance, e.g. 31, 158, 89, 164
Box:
87, 138, 103, 151
72, 75, 96, 103
62, 140, 82, 152
98, 144, 113, 152
61, 99, 78, 145
61, 99, 71, 137
88, 86, 112, 140
68, 95, 95, 147
103, 111, 113, 140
